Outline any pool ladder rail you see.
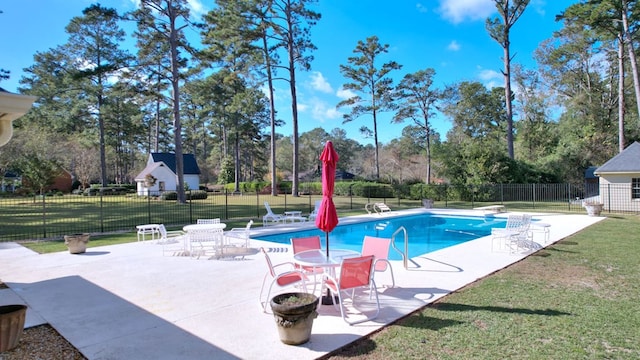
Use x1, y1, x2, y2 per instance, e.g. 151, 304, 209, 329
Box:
390, 226, 410, 269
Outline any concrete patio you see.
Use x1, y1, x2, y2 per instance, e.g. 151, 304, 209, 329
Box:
0, 209, 605, 359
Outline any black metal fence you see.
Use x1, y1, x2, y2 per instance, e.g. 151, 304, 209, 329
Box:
1, 182, 636, 242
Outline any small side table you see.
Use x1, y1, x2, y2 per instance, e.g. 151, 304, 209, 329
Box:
136, 224, 161, 242
284, 211, 307, 223
530, 222, 551, 244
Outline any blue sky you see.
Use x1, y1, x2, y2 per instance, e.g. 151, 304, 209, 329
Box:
0, 0, 575, 145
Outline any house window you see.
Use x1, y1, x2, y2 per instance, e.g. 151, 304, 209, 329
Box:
159, 181, 165, 191
632, 178, 640, 199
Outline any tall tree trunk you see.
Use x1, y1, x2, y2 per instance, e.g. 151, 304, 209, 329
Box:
98, 79, 108, 187
372, 95, 380, 180
234, 131, 240, 193
262, 34, 279, 196
288, 36, 299, 197
503, 42, 515, 159
168, 5, 185, 203
154, 69, 161, 153
622, 0, 640, 131
618, 31, 626, 153
426, 127, 431, 184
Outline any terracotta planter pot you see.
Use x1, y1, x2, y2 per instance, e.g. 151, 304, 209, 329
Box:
270, 292, 319, 345
64, 233, 90, 254
0, 304, 27, 352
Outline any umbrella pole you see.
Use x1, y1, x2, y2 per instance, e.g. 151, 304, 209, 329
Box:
322, 232, 338, 305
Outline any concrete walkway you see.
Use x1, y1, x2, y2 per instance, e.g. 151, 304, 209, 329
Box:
0, 209, 605, 359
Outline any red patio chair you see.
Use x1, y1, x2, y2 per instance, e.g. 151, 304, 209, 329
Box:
291, 236, 324, 290
259, 247, 309, 312
323, 255, 380, 325
361, 236, 395, 289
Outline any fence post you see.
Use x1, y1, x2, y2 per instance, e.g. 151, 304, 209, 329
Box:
100, 191, 104, 233
471, 185, 475, 208
256, 191, 260, 219
607, 183, 611, 213
532, 183, 536, 209
147, 194, 152, 224
445, 184, 448, 207
225, 189, 229, 219
188, 190, 193, 223
349, 184, 353, 210
41, 195, 47, 238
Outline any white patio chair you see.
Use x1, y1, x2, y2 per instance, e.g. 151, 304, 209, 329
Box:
263, 202, 285, 226
491, 214, 532, 254
158, 224, 188, 256
365, 202, 392, 214
307, 200, 322, 221
197, 218, 220, 224
189, 228, 224, 259
225, 220, 253, 247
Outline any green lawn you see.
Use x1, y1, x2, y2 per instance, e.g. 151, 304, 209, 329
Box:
0, 194, 425, 241
326, 215, 640, 359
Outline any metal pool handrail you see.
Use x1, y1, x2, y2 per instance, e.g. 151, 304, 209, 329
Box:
390, 226, 408, 269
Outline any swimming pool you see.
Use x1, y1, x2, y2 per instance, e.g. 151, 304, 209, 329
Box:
255, 213, 506, 260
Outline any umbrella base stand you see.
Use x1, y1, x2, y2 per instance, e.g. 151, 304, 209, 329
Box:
321, 290, 339, 305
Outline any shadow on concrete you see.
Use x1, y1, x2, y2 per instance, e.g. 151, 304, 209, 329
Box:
12, 276, 240, 359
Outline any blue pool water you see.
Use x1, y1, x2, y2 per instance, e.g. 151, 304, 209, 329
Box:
255, 213, 506, 260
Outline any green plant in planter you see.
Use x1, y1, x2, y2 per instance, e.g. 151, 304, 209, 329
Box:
279, 295, 311, 306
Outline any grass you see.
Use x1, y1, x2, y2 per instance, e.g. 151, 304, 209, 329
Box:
0, 194, 423, 241
325, 214, 640, 360
1, 192, 594, 241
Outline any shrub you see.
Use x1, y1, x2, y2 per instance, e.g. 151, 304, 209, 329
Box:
188, 190, 208, 200
339, 181, 394, 198
408, 183, 446, 201
161, 190, 208, 200
161, 191, 177, 200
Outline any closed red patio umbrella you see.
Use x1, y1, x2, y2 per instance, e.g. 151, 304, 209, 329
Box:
316, 141, 339, 249
316, 141, 339, 305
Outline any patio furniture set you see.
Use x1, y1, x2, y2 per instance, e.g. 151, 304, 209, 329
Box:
262, 201, 320, 226
490, 213, 550, 254
136, 219, 255, 259
260, 234, 395, 325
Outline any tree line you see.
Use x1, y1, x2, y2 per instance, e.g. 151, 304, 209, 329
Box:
1, 0, 639, 200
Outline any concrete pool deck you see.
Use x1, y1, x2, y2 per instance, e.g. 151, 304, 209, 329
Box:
0, 209, 605, 359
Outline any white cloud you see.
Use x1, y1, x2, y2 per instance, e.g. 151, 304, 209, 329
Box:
187, 0, 208, 18
336, 86, 356, 100
305, 97, 342, 121
309, 71, 333, 93
478, 68, 502, 81
477, 68, 503, 89
438, 0, 495, 24
416, 3, 429, 13
531, 0, 546, 16
129, 0, 208, 19
447, 40, 461, 51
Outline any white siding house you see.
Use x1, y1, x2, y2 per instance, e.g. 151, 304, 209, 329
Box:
594, 142, 640, 212
134, 153, 201, 196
